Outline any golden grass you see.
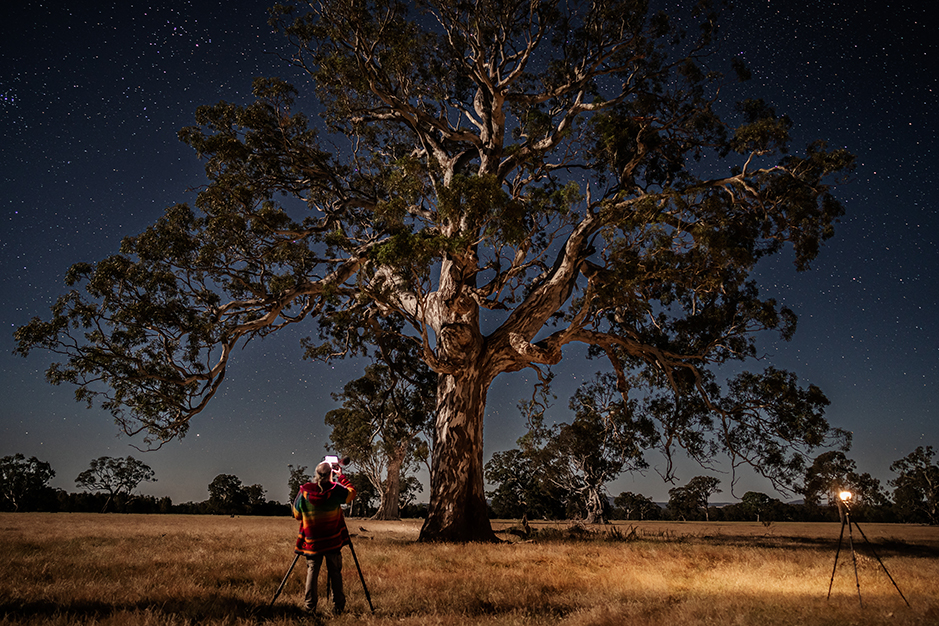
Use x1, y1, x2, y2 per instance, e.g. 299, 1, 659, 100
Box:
2, 514, 938, 625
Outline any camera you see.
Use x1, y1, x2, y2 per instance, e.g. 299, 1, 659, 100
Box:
323, 455, 351, 475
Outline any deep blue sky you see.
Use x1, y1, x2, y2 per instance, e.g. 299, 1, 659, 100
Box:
2, 1, 936, 505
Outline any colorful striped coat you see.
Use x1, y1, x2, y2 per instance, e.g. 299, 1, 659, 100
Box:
292, 475, 356, 556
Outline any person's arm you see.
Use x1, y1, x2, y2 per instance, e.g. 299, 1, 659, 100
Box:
291, 489, 305, 520
335, 474, 356, 504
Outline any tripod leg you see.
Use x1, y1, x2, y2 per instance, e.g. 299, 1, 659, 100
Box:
347, 540, 375, 613
828, 517, 846, 600
269, 553, 300, 609
846, 513, 862, 607
851, 520, 911, 608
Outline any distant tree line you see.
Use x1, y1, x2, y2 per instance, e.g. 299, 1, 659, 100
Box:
3, 442, 936, 523
0, 454, 284, 515
485, 444, 939, 526
477, 372, 938, 525
0, 452, 427, 517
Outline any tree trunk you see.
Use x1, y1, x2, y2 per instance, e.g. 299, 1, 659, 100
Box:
584, 486, 608, 524
419, 368, 497, 542
373, 446, 405, 520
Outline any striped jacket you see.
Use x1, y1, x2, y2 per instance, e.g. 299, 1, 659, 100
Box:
292, 475, 356, 556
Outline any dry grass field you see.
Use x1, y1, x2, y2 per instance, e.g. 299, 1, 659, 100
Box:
2, 513, 938, 625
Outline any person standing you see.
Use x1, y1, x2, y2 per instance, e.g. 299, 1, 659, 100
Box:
292, 460, 356, 615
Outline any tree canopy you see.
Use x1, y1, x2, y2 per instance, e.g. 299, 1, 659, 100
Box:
325, 335, 434, 520
208, 473, 251, 515
15, 0, 853, 541
890, 446, 939, 525
799, 450, 885, 508
553, 372, 653, 523
74, 455, 156, 513
667, 475, 720, 521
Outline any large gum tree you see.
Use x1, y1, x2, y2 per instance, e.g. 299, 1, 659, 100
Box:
16, 0, 853, 541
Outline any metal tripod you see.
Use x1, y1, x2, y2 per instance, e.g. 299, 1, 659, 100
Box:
268, 534, 374, 613
827, 498, 910, 608
269, 553, 300, 609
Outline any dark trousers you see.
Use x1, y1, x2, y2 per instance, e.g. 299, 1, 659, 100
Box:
304, 550, 344, 612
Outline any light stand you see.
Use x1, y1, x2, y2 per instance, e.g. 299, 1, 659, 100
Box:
827, 491, 910, 608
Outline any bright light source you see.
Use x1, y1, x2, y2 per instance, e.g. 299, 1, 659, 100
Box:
839, 491, 853, 502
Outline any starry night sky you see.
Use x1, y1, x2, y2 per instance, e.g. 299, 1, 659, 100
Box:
2, 1, 937, 506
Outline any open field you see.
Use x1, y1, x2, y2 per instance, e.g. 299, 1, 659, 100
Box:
2, 514, 938, 625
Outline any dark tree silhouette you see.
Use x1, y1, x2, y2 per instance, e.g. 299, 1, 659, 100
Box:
75, 456, 156, 513
890, 446, 939, 525
0, 454, 56, 512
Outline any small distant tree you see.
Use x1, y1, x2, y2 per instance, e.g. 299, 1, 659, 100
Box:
486, 448, 561, 519
485, 449, 532, 519
485, 385, 575, 520
668, 476, 720, 521
208, 473, 249, 515
551, 373, 654, 523
614, 491, 659, 521
287, 464, 312, 503
345, 471, 378, 517
739, 491, 773, 522
687, 476, 722, 521
667, 484, 699, 521
399, 475, 424, 511
326, 342, 434, 520
800, 451, 884, 508
0, 454, 56, 512
890, 446, 939, 525
75, 456, 156, 513
243, 483, 270, 513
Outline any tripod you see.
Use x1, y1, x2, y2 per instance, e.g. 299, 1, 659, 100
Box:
827, 497, 910, 608
268, 534, 374, 613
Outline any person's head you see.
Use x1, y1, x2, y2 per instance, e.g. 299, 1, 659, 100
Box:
315, 461, 332, 487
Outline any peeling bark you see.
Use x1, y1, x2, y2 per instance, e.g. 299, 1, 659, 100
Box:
419, 365, 497, 542
584, 487, 608, 525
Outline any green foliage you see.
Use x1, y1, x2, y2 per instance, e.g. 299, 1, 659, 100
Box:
485, 383, 573, 520
613, 491, 661, 521
485, 448, 569, 520
552, 373, 655, 523
667, 475, 720, 521
799, 451, 885, 509
15, 0, 857, 539
208, 473, 251, 515
344, 471, 379, 517
325, 331, 435, 519
287, 464, 312, 503
890, 446, 939, 525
